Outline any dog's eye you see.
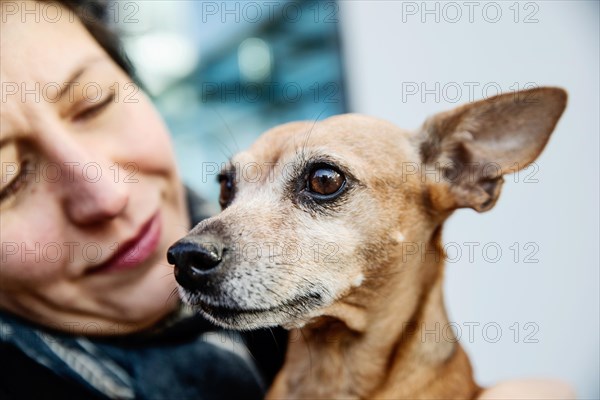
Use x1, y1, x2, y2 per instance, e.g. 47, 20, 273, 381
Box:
218, 174, 235, 209
307, 166, 345, 197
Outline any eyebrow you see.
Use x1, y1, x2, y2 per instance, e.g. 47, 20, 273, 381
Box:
57, 68, 85, 100
216, 163, 236, 182
57, 56, 105, 101
0, 56, 107, 146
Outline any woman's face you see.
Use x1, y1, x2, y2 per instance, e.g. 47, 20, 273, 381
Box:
0, 2, 190, 334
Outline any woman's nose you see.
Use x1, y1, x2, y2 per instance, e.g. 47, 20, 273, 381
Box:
60, 158, 130, 225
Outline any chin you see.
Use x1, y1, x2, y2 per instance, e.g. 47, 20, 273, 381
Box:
112, 274, 179, 329
178, 287, 325, 331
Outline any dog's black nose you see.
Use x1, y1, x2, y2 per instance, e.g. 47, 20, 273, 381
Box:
167, 240, 222, 281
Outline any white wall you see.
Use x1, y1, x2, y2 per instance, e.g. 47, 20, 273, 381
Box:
338, 1, 599, 398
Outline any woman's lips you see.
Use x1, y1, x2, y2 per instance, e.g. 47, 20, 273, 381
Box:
89, 212, 162, 274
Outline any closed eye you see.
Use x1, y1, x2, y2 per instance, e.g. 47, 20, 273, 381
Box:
72, 92, 115, 122
0, 158, 34, 205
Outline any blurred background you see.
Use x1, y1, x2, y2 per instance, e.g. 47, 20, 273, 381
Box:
114, 0, 346, 201
114, 1, 599, 398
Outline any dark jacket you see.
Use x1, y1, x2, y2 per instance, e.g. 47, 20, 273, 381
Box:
0, 187, 287, 399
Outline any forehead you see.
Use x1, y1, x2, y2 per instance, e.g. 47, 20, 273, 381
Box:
234, 115, 415, 169
0, 2, 105, 86
0, 3, 108, 138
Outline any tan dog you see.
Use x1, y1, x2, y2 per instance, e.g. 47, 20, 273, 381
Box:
168, 87, 567, 399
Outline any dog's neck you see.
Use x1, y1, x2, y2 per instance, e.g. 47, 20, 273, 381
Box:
269, 226, 479, 399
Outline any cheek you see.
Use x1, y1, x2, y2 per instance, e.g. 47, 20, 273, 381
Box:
111, 95, 178, 175
293, 218, 364, 286
0, 206, 67, 289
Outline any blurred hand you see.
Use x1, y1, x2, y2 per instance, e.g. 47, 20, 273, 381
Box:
479, 379, 576, 399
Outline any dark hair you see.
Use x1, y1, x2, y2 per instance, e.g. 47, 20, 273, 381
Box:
55, 0, 136, 80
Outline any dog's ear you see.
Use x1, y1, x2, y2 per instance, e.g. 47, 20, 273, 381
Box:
418, 87, 567, 212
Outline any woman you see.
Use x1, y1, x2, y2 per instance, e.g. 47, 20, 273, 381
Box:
0, 1, 575, 399
0, 1, 284, 398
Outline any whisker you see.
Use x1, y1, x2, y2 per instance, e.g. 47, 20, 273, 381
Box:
299, 107, 329, 163
209, 105, 240, 155
165, 287, 180, 307
299, 327, 314, 376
